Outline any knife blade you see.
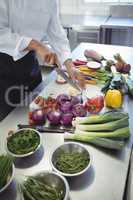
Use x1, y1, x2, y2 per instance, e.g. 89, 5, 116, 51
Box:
53, 64, 81, 92
17, 124, 74, 133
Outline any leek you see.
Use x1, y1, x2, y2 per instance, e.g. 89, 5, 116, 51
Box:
64, 133, 125, 150
75, 117, 129, 132
73, 111, 128, 126
74, 127, 130, 139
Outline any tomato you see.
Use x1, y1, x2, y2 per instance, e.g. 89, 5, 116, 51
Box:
85, 95, 104, 114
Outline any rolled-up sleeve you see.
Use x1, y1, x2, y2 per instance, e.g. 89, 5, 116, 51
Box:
0, 0, 32, 61
46, 0, 72, 65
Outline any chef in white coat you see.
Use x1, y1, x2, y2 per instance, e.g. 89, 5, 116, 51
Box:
0, 0, 83, 119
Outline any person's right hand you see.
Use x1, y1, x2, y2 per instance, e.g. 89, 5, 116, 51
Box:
26, 39, 60, 66
36, 44, 59, 66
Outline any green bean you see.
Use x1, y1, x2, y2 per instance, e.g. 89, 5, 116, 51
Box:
55, 151, 90, 174
0, 155, 13, 189
22, 177, 63, 200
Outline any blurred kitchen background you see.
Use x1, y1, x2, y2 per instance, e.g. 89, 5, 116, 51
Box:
58, 1, 133, 50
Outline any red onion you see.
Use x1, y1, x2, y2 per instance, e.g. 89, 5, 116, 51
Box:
56, 94, 70, 105
60, 113, 73, 126
47, 110, 61, 125
71, 95, 82, 105
60, 101, 72, 113
72, 104, 87, 117
31, 109, 46, 124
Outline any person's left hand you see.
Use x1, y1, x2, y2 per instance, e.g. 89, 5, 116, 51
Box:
64, 59, 86, 89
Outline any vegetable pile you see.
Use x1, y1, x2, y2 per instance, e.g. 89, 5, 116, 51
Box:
74, 49, 133, 102
7, 129, 40, 155
21, 177, 64, 200
78, 66, 110, 85
0, 155, 13, 189
55, 151, 90, 174
29, 94, 87, 126
65, 111, 130, 150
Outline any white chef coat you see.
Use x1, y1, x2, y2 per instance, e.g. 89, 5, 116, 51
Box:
0, 0, 71, 64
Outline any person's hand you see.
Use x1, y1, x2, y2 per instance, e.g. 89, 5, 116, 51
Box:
26, 40, 85, 89
64, 59, 86, 89
36, 44, 59, 65
26, 39, 60, 65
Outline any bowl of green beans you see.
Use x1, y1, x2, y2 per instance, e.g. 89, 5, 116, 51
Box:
50, 142, 91, 177
21, 171, 69, 200
0, 155, 14, 193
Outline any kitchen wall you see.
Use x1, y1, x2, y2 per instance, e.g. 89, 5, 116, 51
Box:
59, 1, 133, 47
59, 0, 109, 16
59, 0, 133, 17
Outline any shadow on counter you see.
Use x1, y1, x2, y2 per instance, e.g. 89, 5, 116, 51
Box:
67, 166, 95, 191
14, 145, 44, 169
0, 181, 17, 200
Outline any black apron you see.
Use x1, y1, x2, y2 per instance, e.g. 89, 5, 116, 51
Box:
0, 51, 42, 121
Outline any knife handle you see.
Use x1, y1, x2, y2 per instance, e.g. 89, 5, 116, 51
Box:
18, 124, 35, 129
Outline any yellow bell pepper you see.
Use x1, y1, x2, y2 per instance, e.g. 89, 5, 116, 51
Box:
105, 89, 122, 108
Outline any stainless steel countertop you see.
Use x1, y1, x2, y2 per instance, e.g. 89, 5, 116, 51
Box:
102, 16, 133, 29
60, 15, 133, 30
0, 43, 133, 200
60, 15, 109, 29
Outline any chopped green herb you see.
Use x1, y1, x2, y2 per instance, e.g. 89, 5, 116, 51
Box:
7, 130, 40, 155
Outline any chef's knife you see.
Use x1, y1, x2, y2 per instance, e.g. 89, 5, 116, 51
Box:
18, 124, 74, 133
53, 64, 81, 92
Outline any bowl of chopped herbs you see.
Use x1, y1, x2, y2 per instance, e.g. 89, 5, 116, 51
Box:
6, 128, 41, 158
50, 142, 91, 177
0, 155, 14, 193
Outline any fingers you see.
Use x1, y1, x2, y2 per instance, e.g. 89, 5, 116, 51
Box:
45, 53, 59, 66
37, 45, 60, 66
